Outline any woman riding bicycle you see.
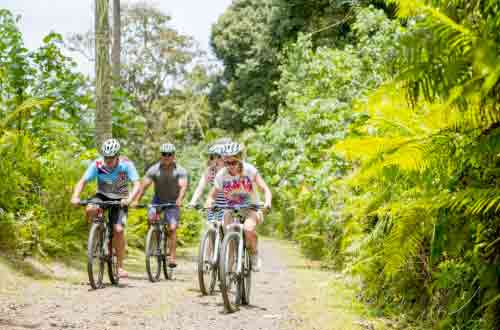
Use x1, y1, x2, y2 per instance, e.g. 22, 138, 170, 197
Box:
206, 142, 272, 272
188, 139, 231, 221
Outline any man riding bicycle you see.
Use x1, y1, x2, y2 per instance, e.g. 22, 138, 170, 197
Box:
132, 143, 188, 268
71, 138, 140, 278
206, 142, 272, 272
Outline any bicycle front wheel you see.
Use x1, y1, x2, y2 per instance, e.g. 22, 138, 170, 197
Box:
219, 231, 241, 313
241, 249, 252, 305
87, 223, 105, 289
198, 229, 217, 295
145, 226, 162, 282
162, 227, 172, 280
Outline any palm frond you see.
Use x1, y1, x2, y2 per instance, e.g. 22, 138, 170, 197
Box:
444, 188, 500, 216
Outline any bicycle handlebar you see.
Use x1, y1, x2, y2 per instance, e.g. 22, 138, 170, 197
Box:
78, 200, 122, 206
135, 203, 178, 209
192, 204, 265, 211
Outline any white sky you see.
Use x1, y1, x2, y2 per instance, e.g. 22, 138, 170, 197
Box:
1, 0, 233, 75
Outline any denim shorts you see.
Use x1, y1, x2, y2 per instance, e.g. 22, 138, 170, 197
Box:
148, 206, 180, 226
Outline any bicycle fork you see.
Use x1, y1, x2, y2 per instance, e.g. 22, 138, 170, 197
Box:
210, 223, 222, 265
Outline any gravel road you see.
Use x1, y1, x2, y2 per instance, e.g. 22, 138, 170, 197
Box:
0, 239, 306, 330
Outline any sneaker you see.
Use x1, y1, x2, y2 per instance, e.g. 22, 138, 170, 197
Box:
250, 254, 261, 272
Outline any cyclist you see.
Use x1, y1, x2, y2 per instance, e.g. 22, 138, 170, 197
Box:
132, 143, 188, 268
206, 142, 272, 271
71, 138, 140, 278
188, 139, 230, 221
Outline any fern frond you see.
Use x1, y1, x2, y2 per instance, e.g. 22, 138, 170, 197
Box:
444, 188, 500, 215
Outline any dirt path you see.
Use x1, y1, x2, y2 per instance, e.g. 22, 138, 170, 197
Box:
0, 240, 381, 330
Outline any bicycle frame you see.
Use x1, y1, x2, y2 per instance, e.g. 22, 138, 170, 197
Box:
92, 213, 113, 258
206, 220, 224, 266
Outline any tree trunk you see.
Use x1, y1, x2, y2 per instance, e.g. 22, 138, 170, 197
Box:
111, 0, 121, 85
95, 0, 112, 147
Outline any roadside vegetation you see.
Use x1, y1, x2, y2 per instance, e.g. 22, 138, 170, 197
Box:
2, 1, 500, 328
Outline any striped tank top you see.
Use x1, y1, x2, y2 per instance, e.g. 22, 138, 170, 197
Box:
207, 166, 226, 222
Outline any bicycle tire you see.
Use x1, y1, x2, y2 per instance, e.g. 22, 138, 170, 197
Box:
241, 249, 252, 305
162, 227, 173, 280
87, 223, 105, 289
145, 226, 162, 282
198, 229, 217, 295
219, 231, 241, 313
107, 227, 119, 285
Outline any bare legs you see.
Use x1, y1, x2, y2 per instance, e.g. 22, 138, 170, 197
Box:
113, 224, 125, 269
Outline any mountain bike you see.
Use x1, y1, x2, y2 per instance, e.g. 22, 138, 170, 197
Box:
218, 204, 261, 313
196, 206, 225, 295
80, 200, 121, 290
139, 203, 177, 282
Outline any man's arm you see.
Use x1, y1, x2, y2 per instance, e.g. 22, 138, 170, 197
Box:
176, 177, 188, 207
255, 174, 272, 209
71, 176, 87, 206
134, 177, 153, 203
127, 180, 142, 205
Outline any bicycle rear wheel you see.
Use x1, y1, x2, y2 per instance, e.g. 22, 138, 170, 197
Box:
145, 226, 162, 282
219, 231, 241, 313
107, 227, 119, 285
87, 223, 105, 289
198, 229, 217, 295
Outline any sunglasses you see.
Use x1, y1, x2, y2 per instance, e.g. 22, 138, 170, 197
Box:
209, 154, 222, 160
161, 152, 174, 157
104, 156, 117, 162
224, 160, 239, 167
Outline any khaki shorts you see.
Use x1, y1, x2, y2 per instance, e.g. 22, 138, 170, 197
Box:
224, 209, 263, 225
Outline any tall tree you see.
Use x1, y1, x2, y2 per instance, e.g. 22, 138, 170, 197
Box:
111, 0, 121, 84
119, 3, 195, 160
95, 0, 112, 146
69, 3, 197, 160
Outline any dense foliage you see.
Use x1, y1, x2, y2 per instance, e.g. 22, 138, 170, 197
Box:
0, 8, 203, 260
242, 1, 500, 328
5, 0, 500, 328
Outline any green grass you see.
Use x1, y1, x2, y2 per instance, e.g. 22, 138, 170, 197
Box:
276, 239, 395, 330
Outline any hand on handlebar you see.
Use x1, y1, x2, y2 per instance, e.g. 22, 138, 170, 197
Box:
71, 196, 81, 207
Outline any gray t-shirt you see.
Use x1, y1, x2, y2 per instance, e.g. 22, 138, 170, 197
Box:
145, 162, 187, 202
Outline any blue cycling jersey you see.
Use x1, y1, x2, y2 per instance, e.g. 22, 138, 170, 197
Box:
83, 157, 139, 199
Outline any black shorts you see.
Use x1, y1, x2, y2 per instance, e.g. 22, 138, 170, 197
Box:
89, 194, 128, 226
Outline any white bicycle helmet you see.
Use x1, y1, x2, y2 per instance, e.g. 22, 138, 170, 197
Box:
101, 138, 121, 157
222, 142, 243, 157
160, 143, 176, 153
208, 144, 224, 156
